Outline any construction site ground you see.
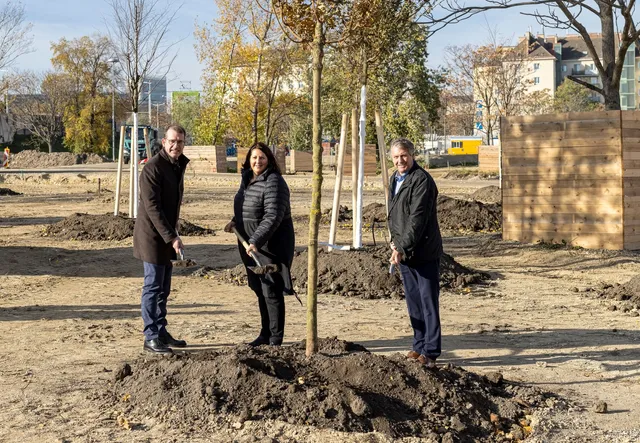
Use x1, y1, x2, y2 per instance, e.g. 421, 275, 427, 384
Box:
0, 168, 639, 442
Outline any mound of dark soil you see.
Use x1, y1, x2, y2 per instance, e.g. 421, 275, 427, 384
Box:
470, 186, 502, 204
43, 213, 215, 241
43, 213, 135, 241
179, 219, 216, 236
586, 277, 640, 313
323, 197, 502, 232
8, 150, 107, 169
102, 338, 551, 440
0, 187, 21, 196
438, 196, 502, 232
206, 246, 488, 299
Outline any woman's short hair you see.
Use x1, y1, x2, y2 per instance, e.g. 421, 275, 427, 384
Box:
243, 142, 282, 175
389, 138, 415, 156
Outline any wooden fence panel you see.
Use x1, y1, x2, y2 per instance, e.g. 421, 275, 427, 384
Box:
183, 145, 227, 174
623, 111, 640, 250
478, 145, 499, 173
501, 111, 626, 250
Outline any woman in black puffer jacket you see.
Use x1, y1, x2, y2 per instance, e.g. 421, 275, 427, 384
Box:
224, 142, 295, 346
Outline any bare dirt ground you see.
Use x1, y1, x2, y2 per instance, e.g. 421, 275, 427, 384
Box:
1, 170, 640, 442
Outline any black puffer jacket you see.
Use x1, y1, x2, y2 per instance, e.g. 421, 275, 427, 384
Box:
388, 161, 442, 265
233, 166, 294, 269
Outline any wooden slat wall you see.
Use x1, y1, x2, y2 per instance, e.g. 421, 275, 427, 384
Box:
183, 145, 227, 174
622, 111, 640, 250
502, 111, 625, 250
478, 145, 499, 173
290, 150, 313, 172
342, 144, 378, 176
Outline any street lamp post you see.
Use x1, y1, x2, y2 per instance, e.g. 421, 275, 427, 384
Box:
107, 58, 120, 161
143, 80, 152, 125
153, 103, 163, 128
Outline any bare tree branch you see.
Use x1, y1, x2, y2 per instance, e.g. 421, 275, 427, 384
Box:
0, 1, 33, 72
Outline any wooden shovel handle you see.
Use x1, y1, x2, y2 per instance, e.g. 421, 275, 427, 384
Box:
231, 226, 264, 266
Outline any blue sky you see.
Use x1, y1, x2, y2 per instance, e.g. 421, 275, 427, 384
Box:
17, 1, 602, 92
18, 0, 218, 91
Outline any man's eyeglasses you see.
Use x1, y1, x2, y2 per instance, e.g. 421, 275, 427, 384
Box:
165, 139, 185, 147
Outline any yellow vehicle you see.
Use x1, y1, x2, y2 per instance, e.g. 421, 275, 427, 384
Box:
447, 136, 483, 155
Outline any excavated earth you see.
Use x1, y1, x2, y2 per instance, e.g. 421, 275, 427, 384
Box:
584, 276, 640, 314
42, 213, 215, 241
8, 150, 108, 168
320, 196, 502, 233
99, 338, 555, 442
0, 187, 21, 196
203, 245, 489, 299
469, 186, 502, 204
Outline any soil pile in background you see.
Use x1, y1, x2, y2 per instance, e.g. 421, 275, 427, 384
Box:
43, 213, 135, 241
179, 219, 216, 236
441, 170, 498, 180
324, 197, 501, 232
103, 338, 550, 441
470, 186, 502, 204
207, 246, 489, 298
438, 196, 502, 232
8, 150, 107, 169
586, 277, 640, 313
0, 188, 21, 196
43, 213, 214, 241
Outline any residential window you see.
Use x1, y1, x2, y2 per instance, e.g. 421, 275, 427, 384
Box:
574, 63, 581, 71
452, 141, 462, 148
562, 65, 567, 72
533, 63, 540, 70
534, 77, 540, 85
589, 64, 594, 71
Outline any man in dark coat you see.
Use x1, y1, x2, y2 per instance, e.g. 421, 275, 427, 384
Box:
387, 138, 443, 369
133, 125, 189, 354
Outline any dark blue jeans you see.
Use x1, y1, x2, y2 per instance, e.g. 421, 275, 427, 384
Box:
141, 262, 173, 341
400, 260, 441, 359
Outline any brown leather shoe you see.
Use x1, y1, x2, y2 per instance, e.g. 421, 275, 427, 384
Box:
417, 355, 437, 369
407, 351, 420, 360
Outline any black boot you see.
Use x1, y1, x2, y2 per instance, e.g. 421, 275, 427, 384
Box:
144, 338, 173, 355
159, 330, 187, 348
248, 336, 269, 347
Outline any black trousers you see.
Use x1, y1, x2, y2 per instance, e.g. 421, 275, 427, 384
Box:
247, 271, 285, 340
400, 259, 441, 359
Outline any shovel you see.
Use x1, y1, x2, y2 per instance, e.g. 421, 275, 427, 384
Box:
231, 227, 302, 306
231, 227, 278, 275
172, 248, 198, 268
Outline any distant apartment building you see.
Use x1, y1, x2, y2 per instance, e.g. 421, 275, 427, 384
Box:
472, 32, 639, 140
139, 76, 167, 108
517, 31, 638, 109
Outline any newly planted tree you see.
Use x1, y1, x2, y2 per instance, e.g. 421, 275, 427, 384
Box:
105, 0, 180, 217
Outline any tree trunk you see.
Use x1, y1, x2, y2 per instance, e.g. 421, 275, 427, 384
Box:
598, 3, 620, 110
306, 19, 324, 357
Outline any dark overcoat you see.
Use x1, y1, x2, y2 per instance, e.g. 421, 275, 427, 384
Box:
388, 161, 443, 265
133, 149, 189, 265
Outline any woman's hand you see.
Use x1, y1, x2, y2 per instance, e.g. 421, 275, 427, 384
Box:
224, 221, 235, 233
246, 243, 258, 256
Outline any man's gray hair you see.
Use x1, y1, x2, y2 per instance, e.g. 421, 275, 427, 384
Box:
389, 138, 415, 156
165, 124, 186, 137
